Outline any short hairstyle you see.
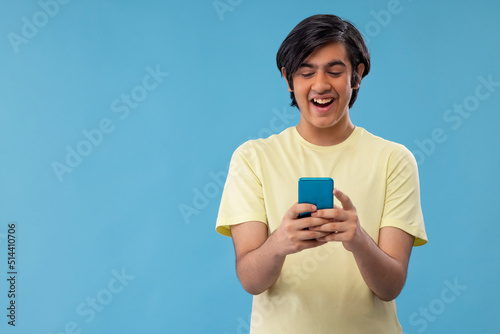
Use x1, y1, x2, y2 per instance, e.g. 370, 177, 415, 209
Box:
276, 14, 371, 109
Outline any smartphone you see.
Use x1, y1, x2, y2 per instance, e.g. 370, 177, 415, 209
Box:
298, 177, 334, 218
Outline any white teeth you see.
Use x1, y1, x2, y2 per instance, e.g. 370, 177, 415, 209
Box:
313, 98, 333, 104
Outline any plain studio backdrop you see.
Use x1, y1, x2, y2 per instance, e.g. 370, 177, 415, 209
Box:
0, 0, 499, 333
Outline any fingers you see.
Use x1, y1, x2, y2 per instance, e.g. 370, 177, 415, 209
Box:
309, 221, 342, 233
284, 203, 332, 239
297, 216, 333, 234
288, 202, 317, 219
333, 188, 355, 211
311, 207, 348, 222
291, 203, 339, 230
309, 189, 358, 235
316, 232, 343, 243
302, 229, 332, 241
281, 190, 361, 248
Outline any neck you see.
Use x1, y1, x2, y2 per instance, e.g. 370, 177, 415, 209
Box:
296, 119, 355, 146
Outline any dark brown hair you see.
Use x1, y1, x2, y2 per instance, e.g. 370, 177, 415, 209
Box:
276, 14, 371, 108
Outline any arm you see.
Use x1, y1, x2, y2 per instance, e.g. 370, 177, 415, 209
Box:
310, 188, 414, 301
231, 203, 330, 295
350, 225, 414, 301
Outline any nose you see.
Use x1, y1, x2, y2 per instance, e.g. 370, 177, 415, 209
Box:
311, 71, 331, 94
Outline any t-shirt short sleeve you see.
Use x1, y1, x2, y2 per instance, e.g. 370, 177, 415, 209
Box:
216, 142, 268, 237
381, 144, 428, 246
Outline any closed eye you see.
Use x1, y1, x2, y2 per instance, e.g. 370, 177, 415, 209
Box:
301, 73, 314, 78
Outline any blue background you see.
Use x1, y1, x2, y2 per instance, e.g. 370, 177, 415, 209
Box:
0, 0, 499, 333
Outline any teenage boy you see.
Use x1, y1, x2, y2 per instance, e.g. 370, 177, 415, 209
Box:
216, 14, 427, 333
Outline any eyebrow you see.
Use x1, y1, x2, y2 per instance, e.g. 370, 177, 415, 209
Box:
298, 60, 347, 69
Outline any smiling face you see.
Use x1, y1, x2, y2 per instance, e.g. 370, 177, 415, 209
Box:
283, 42, 365, 145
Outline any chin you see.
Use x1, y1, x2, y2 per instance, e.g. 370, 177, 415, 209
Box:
311, 117, 341, 129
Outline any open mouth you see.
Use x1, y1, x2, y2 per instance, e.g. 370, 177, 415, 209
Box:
311, 98, 334, 108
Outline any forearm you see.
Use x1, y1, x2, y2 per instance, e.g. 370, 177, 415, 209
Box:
311, 189, 414, 301
351, 231, 409, 301
236, 232, 286, 295
232, 204, 327, 295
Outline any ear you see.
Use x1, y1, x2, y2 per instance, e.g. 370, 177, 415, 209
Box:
281, 67, 293, 92
352, 63, 365, 89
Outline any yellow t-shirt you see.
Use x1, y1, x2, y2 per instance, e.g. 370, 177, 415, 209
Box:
216, 126, 427, 334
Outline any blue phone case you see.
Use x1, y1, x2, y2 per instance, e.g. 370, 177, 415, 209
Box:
298, 177, 334, 218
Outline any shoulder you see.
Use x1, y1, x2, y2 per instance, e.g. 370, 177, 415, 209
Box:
357, 127, 416, 165
233, 127, 295, 159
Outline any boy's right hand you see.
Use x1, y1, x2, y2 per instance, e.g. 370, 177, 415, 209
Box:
270, 202, 331, 256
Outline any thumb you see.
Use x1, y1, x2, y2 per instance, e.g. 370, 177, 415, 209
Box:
333, 188, 355, 211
